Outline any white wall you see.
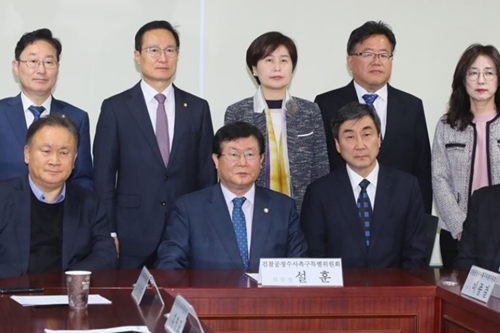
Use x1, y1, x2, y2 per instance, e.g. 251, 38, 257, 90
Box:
1, 0, 499, 265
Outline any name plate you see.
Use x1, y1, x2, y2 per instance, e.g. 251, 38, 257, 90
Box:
131, 266, 164, 305
259, 258, 343, 286
461, 265, 499, 303
165, 294, 205, 333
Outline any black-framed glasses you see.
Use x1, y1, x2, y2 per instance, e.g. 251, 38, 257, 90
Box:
351, 52, 393, 61
466, 70, 497, 82
18, 59, 58, 69
143, 47, 179, 58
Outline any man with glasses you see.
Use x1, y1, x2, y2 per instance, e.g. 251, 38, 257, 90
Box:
315, 21, 432, 214
93, 20, 216, 269
0, 28, 93, 190
156, 121, 307, 270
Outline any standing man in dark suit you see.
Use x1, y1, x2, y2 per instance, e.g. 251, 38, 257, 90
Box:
314, 21, 432, 213
0, 115, 116, 278
455, 184, 500, 271
93, 20, 216, 269
0, 28, 93, 190
301, 102, 427, 268
156, 122, 307, 270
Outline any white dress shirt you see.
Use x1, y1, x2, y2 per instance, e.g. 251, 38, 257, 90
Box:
353, 81, 388, 137
346, 162, 379, 208
140, 80, 176, 150
220, 183, 255, 253
21, 93, 52, 126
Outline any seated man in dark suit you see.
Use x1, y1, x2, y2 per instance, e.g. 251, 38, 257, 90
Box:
0, 115, 116, 278
156, 121, 307, 270
301, 102, 427, 268
455, 185, 500, 271
314, 21, 431, 214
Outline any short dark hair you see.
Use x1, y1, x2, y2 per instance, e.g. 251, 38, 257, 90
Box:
445, 44, 500, 130
26, 114, 80, 148
213, 121, 265, 156
15, 28, 62, 61
246, 31, 298, 85
347, 21, 396, 55
331, 102, 381, 140
135, 20, 180, 51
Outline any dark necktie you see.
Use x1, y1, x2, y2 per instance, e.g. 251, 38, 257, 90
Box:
362, 94, 378, 108
357, 179, 372, 246
28, 105, 46, 122
232, 197, 249, 270
154, 94, 170, 166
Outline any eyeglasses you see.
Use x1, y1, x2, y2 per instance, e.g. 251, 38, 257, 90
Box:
143, 47, 179, 58
466, 70, 497, 82
18, 59, 58, 69
220, 151, 259, 162
351, 52, 393, 61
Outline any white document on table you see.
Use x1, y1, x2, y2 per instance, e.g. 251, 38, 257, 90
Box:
45, 325, 151, 333
10, 294, 111, 306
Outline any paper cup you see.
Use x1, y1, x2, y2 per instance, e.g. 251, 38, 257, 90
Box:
65, 270, 91, 310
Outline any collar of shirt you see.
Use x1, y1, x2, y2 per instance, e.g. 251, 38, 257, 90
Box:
252, 86, 292, 114
220, 182, 255, 253
140, 80, 175, 148
21, 93, 52, 124
346, 161, 379, 207
353, 81, 388, 136
140, 80, 174, 104
28, 174, 66, 204
353, 80, 388, 103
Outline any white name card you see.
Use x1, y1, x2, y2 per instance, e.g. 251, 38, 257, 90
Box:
165, 294, 205, 333
131, 266, 164, 305
259, 258, 343, 286
461, 265, 500, 303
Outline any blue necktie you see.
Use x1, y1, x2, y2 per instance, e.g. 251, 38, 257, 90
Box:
28, 105, 46, 122
232, 197, 249, 270
362, 94, 378, 108
357, 179, 372, 246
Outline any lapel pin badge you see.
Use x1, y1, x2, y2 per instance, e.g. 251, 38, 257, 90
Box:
183, 103, 188, 107
263, 208, 269, 213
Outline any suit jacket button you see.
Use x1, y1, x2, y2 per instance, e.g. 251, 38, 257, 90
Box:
164, 175, 169, 181
161, 201, 166, 206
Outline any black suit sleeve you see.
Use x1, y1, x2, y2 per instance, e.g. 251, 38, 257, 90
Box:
196, 100, 217, 189
401, 177, 427, 268
300, 183, 327, 257
455, 191, 480, 270
413, 100, 432, 214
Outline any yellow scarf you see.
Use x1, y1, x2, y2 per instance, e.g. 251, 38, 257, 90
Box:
265, 107, 291, 196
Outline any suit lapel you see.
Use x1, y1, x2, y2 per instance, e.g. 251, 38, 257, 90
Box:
285, 99, 299, 190
336, 169, 368, 255
206, 185, 244, 269
15, 177, 32, 273
127, 83, 165, 167
249, 188, 272, 268
62, 185, 82, 269
487, 189, 500, 267
382, 85, 401, 153
169, 85, 190, 168
341, 81, 359, 105
368, 166, 392, 254
4, 94, 28, 146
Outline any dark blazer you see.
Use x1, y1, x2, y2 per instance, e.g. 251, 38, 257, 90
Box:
224, 95, 329, 213
455, 185, 500, 271
155, 184, 308, 270
93, 82, 216, 259
0, 94, 93, 190
0, 176, 116, 278
314, 81, 432, 213
300, 165, 427, 268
